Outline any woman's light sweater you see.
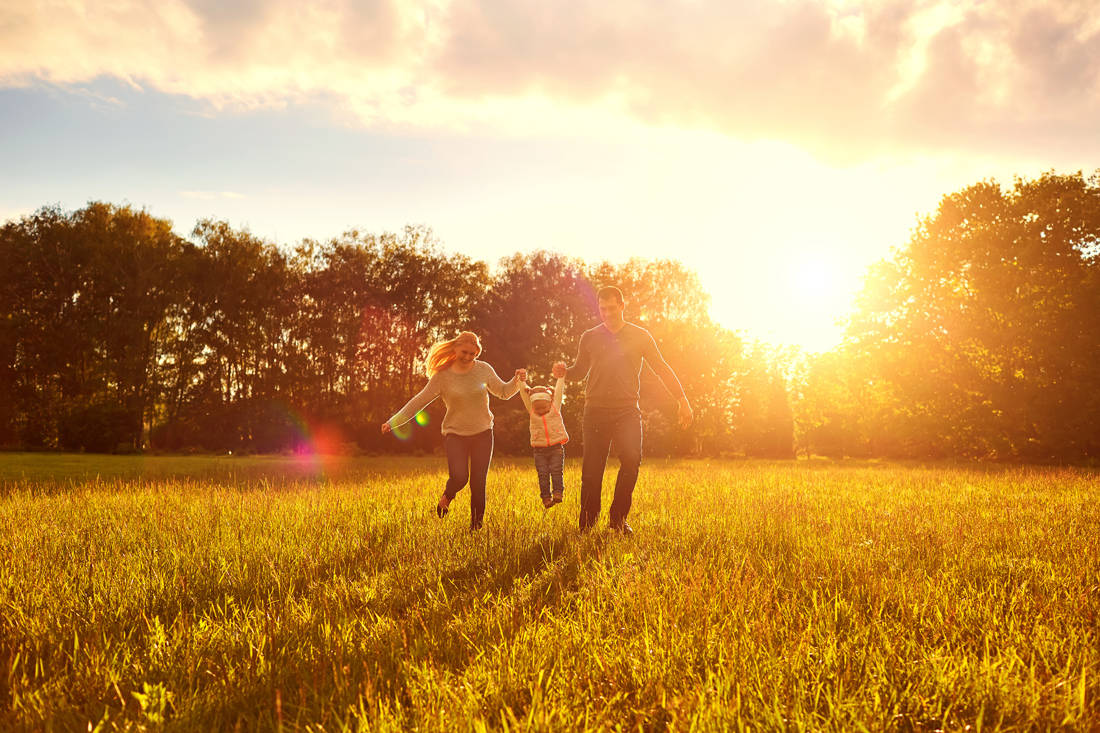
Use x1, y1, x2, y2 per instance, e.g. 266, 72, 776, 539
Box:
387, 361, 519, 436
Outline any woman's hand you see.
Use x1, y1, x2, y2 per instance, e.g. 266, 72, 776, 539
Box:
381, 422, 392, 434
552, 362, 567, 379
515, 368, 528, 382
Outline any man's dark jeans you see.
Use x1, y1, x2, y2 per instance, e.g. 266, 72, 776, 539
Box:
533, 443, 565, 500
443, 429, 494, 529
580, 406, 642, 530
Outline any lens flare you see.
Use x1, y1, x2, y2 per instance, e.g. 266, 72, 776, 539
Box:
392, 422, 413, 441
266, 403, 354, 475
415, 410, 430, 426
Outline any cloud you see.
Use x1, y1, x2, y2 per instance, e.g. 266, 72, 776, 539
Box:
180, 190, 247, 200
2, 0, 1099, 160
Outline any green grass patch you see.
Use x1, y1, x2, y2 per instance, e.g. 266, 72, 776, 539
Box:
0, 454, 1097, 730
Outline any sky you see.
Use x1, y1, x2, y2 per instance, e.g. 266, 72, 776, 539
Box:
2, 0, 1099, 351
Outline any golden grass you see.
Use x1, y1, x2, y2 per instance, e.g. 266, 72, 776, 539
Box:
0, 455, 1097, 730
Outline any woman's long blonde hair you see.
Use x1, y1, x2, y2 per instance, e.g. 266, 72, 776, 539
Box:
425, 331, 482, 376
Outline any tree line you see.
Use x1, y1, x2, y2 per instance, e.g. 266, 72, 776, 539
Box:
3, 170, 1097, 461
0, 204, 792, 457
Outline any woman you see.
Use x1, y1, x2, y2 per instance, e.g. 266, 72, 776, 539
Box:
382, 331, 524, 530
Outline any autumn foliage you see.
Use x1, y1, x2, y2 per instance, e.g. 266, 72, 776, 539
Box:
3, 170, 1098, 460
0, 207, 788, 457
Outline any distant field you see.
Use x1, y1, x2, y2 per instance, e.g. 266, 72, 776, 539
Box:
0, 453, 1097, 730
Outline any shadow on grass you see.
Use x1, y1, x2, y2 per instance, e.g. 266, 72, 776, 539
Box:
171, 525, 618, 728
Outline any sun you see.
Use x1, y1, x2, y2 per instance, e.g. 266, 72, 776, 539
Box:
703, 248, 865, 353
789, 256, 844, 305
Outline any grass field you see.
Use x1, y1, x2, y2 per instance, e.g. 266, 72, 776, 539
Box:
0, 453, 1097, 731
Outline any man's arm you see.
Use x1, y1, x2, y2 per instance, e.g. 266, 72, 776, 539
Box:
553, 331, 590, 380
642, 334, 693, 429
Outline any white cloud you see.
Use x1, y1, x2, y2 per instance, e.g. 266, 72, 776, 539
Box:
2, 0, 1099, 160
180, 190, 247, 200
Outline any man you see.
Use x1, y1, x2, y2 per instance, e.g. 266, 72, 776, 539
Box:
553, 286, 692, 534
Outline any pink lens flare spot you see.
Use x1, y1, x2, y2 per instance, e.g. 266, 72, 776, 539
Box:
293, 444, 319, 470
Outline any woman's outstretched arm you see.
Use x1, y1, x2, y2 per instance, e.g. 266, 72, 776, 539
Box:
382, 375, 442, 432
484, 364, 523, 400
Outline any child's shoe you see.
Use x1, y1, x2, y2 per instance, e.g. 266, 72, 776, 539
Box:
552, 491, 564, 505
541, 495, 555, 509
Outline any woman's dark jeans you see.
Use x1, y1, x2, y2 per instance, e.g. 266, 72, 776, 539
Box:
443, 429, 494, 529
533, 443, 565, 500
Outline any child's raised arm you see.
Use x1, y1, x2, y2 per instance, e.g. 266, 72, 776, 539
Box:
552, 376, 565, 411
517, 371, 533, 414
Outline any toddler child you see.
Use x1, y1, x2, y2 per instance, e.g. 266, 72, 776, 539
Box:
518, 374, 569, 508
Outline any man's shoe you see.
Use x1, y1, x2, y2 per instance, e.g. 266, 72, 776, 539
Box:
436, 493, 451, 518
610, 521, 633, 536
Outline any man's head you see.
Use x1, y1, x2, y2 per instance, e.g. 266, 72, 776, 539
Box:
596, 286, 625, 328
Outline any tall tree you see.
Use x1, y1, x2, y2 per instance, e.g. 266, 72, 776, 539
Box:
0, 203, 189, 450
846, 171, 1100, 459
72, 203, 192, 449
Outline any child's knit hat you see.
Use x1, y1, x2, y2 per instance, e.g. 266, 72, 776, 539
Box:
529, 387, 552, 403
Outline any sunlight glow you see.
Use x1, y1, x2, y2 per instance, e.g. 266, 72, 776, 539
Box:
705, 244, 866, 353
789, 254, 854, 306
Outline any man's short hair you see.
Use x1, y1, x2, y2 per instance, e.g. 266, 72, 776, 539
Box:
596, 286, 624, 304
